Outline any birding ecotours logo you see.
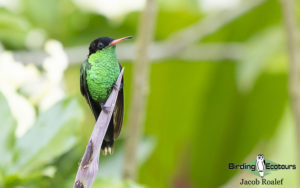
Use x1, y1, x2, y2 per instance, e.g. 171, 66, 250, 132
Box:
228, 154, 296, 178
228, 154, 296, 185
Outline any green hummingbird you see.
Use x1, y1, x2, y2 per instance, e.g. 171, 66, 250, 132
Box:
80, 36, 132, 155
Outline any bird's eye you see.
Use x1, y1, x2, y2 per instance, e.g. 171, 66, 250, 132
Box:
97, 42, 104, 49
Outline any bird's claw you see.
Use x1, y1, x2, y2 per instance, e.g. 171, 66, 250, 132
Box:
102, 147, 113, 155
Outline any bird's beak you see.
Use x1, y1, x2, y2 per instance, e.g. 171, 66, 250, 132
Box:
109, 36, 133, 46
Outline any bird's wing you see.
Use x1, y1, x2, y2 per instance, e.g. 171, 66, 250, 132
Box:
113, 64, 124, 139
80, 60, 101, 120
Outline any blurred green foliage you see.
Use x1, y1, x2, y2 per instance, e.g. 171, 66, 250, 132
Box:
0, 94, 83, 187
0, 0, 296, 187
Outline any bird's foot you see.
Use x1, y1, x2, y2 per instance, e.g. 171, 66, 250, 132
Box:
101, 146, 113, 155
101, 103, 112, 113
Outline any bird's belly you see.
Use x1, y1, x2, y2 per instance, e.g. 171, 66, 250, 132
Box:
86, 66, 120, 102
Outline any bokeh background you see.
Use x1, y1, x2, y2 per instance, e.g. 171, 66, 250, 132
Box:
0, 0, 299, 187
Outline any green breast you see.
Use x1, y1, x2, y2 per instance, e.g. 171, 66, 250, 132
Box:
86, 46, 120, 102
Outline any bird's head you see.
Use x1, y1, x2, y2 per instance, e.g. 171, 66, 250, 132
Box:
88, 36, 132, 56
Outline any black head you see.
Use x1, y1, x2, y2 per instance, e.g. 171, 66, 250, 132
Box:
88, 36, 133, 56
89, 37, 114, 56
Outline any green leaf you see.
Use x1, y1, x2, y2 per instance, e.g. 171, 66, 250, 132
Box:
139, 61, 216, 188
93, 178, 145, 188
237, 27, 284, 92
0, 9, 31, 49
202, 0, 282, 43
10, 97, 83, 174
155, 10, 203, 40
22, 0, 60, 28
0, 92, 17, 173
3, 172, 50, 188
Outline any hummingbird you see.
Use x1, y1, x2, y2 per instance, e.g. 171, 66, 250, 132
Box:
80, 36, 132, 155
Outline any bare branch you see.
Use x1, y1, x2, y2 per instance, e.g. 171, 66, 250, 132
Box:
12, 43, 245, 65
173, 43, 245, 61
280, 0, 300, 174
123, 0, 157, 179
74, 68, 124, 188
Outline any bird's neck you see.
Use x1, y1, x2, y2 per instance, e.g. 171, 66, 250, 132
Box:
88, 46, 117, 65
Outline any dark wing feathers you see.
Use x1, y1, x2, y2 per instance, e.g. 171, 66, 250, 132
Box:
80, 60, 124, 141
113, 76, 124, 139
80, 60, 101, 120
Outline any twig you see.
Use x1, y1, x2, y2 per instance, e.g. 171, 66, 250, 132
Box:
173, 43, 245, 61
12, 43, 245, 65
74, 68, 124, 188
123, 0, 157, 179
280, 0, 300, 171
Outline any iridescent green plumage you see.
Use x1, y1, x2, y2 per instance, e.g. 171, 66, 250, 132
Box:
86, 46, 120, 102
